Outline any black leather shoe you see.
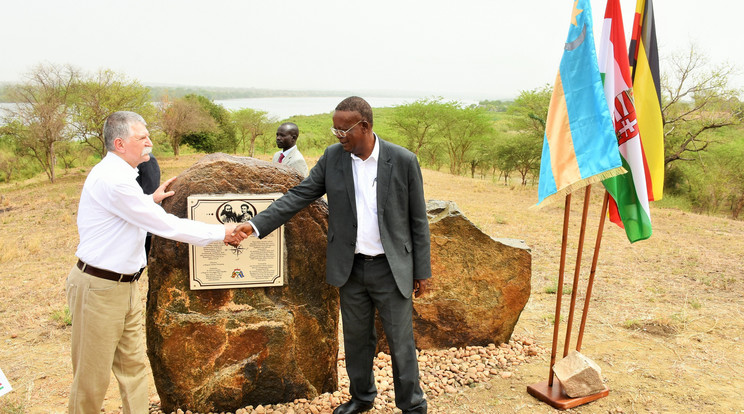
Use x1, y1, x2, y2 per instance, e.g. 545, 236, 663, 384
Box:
332, 400, 374, 414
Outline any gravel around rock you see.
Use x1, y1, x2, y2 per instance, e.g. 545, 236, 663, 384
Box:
146, 336, 544, 414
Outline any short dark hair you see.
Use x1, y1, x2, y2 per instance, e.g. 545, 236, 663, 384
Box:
335, 96, 373, 127
279, 122, 299, 137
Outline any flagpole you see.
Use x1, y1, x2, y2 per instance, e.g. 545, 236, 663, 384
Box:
563, 185, 592, 357
528, 188, 610, 409
529, 0, 627, 407
548, 193, 571, 386
576, 191, 610, 351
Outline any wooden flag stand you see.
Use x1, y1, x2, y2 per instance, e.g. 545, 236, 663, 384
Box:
527, 185, 611, 409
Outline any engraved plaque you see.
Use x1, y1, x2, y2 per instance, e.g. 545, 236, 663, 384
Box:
187, 193, 284, 290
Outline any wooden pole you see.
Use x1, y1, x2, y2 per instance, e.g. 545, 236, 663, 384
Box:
528, 187, 610, 409
576, 191, 610, 352
548, 193, 571, 386
563, 185, 592, 357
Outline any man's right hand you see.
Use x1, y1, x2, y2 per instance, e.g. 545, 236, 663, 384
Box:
223, 223, 252, 246
234, 223, 254, 237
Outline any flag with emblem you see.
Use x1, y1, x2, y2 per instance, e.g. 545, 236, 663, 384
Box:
536, 0, 624, 207
629, 0, 664, 201
599, 0, 652, 242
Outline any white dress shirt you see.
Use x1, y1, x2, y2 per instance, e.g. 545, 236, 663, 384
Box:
280, 145, 297, 158
75, 153, 225, 274
351, 134, 384, 256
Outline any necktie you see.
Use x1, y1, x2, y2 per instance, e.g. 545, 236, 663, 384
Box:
278, 153, 285, 163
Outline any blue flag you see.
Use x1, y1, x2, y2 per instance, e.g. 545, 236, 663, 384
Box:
536, 0, 624, 207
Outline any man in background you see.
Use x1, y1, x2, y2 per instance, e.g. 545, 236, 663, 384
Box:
67, 111, 246, 413
136, 154, 160, 258
272, 122, 308, 177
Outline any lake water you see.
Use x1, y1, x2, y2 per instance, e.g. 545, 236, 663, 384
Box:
1, 96, 480, 124
214, 96, 478, 120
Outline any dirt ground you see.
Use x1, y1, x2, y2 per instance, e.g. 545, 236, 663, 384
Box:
1, 154, 742, 413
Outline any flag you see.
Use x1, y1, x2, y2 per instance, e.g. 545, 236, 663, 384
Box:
629, 0, 664, 200
599, 0, 652, 242
536, 0, 624, 207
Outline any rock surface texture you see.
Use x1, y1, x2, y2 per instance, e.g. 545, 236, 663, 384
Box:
146, 154, 338, 413
553, 350, 606, 398
378, 200, 531, 351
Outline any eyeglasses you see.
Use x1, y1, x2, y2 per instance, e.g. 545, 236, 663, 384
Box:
330, 119, 363, 138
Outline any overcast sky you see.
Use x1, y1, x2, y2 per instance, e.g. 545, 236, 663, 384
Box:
2, 0, 741, 100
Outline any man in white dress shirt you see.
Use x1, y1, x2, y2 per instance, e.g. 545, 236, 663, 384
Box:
272, 122, 309, 177
66, 111, 246, 413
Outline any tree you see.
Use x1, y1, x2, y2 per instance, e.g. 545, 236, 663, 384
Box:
507, 84, 551, 140
390, 98, 494, 172
390, 98, 448, 156
673, 133, 744, 219
438, 105, 494, 175
662, 46, 743, 166
180, 94, 237, 153
495, 85, 552, 185
70, 69, 154, 158
158, 97, 216, 156
231, 108, 271, 157
0, 133, 28, 181
2, 64, 78, 182
494, 133, 543, 185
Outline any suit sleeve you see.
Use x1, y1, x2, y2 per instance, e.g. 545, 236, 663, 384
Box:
407, 153, 432, 279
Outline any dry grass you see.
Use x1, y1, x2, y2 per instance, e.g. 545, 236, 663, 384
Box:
1, 153, 742, 413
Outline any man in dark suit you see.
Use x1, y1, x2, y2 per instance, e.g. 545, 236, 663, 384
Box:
239, 96, 431, 414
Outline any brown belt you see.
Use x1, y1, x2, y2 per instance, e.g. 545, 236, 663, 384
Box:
354, 253, 386, 261
76, 259, 144, 283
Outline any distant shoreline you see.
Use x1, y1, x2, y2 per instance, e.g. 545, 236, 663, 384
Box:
0, 83, 511, 104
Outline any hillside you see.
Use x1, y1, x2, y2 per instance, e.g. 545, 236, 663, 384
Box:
1, 154, 742, 413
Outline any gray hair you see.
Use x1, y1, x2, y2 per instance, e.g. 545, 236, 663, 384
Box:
103, 111, 146, 151
335, 96, 373, 127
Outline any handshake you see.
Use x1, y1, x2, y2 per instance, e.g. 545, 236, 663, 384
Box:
223, 223, 255, 247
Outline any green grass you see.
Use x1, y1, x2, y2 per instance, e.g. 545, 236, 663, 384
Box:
652, 195, 693, 212
544, 282, 573, 295
688, 298, 702, 310
51, 307, 72, 327
0, 399, 25, 414
622, 318, 642, 329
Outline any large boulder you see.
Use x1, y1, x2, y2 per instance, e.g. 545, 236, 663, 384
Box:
378, 200, 531, 351
146, 154, 338, 413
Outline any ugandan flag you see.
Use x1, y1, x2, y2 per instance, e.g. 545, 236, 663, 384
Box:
599, 0, 652, 243
629, 0, 664, 201
536, 0, 624, 207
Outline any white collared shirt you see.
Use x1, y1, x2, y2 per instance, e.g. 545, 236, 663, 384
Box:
75, 153, 225, 274
280, 145, 297, 158
351, 134, 384, 256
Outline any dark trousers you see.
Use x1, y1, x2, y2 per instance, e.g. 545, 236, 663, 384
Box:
339, 255, 427, 413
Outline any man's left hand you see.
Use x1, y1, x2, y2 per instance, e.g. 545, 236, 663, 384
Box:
413, 279, 430, 298
153, 176, 177, 204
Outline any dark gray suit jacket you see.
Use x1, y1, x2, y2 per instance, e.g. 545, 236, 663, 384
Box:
251, 136, 431, 298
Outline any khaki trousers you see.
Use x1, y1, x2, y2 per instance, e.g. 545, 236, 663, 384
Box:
65, 265, 148, 414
